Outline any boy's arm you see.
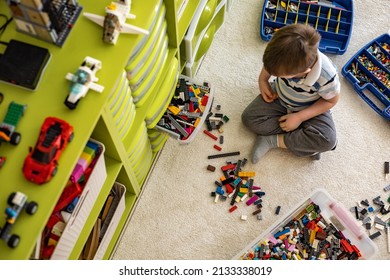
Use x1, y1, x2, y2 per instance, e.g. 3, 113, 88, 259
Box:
258, 67, 277, 103
296, 95, 339, 121
279, 95, 339, 132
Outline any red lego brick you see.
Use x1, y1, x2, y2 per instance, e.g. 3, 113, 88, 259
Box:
213, 144, 222, 151
203, 129, 217, 140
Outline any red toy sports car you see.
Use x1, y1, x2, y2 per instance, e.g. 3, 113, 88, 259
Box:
23, 117, 74, 184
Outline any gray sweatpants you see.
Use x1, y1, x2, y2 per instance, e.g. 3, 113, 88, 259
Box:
241, 95, 337, 157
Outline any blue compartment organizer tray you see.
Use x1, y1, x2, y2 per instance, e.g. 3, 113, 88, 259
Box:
342, 33, 390, 121
260, 0, 353, 54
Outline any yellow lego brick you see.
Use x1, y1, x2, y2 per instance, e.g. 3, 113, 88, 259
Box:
238, 171, 256, 177
194, 118, 200, 127
309, 230, 316, 244
192, 86, 201, 97
167, 105, 180, 115
48, 238, 58, 247
80, 151, 93, 164
239, 187, 248, 193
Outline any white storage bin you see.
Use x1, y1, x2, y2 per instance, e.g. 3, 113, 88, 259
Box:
233, 189, 378, 260
155, 74, 214, 144
93, 182, 126, 260
50, 139, 107, 260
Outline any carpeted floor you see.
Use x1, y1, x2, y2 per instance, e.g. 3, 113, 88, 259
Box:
113, 0, 390, 260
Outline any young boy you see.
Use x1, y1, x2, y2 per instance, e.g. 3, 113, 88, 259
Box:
241, 24, 339, 163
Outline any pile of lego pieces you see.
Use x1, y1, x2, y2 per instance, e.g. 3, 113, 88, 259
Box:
239, 202, 362, 260
208, 159, 267, 221
204, 105, 271, 220
156, 77, 211, 141
202, 103, 230, 152
351, 191, 390, 246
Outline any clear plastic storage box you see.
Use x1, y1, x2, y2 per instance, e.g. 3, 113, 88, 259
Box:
233, 189, 378, 260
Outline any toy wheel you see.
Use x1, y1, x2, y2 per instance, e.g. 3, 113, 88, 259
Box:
8, 234, 20, 248
64, 98, 78, 110
7, 192, 16, 206
51, 167, 58, 177
26, 201, 38, 215
10, 132, 21, 145
68, 133, 74, 143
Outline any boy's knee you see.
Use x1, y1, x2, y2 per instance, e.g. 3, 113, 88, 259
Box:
304, 124, 337, 152
241, 109, 251, 127
323, 134, 337, 151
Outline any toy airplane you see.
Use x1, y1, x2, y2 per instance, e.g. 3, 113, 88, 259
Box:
65, 56, 104, 109
84, 0, 149, 44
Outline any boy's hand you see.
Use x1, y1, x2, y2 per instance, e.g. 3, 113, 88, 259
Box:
258, 67, 277, 103
279, 113, 302, 132
260, 81, 277, 103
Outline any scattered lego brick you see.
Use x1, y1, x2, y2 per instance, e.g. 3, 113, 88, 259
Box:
213, 144, 222, 151
369, 231, 381, 240
208, 151, 240, 159
207, 165, 216, 172
203, 129, 217, 140
350, 193, 390, 251
202, 104, 233, 152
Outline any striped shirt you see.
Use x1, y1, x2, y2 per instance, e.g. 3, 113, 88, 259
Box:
274, 50, 340, 111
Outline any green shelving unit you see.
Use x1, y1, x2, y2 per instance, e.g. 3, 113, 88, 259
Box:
0, 0, 204, 260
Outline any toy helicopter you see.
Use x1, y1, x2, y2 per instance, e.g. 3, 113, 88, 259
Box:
84, 0, 149, 44
64, 56, 104, 109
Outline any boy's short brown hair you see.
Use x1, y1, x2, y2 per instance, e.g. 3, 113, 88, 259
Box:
263, 24, 321, 76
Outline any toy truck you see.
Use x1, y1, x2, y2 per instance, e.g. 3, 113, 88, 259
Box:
0, 192, 38, 248
0, 101, 27, 145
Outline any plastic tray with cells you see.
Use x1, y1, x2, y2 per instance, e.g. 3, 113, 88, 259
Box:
260, 0, 353, 55
342, 33, 390, 120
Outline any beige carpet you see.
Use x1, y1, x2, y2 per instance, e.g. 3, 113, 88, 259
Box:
113, 0, 390, 260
